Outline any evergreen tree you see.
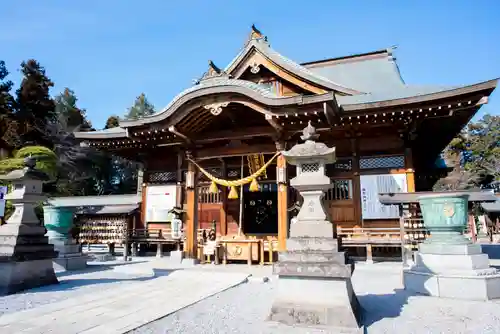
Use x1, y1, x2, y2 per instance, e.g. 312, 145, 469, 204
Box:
54, 88, 93, 132
124, 93, 155, 120
435, 114, 500, 191
15, 59, 56, 146
0, 61, 18, 149
104, 115, 120, 129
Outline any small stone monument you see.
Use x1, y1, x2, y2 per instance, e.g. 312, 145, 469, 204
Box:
44, 205, 88, 271
0, 157, 58, 295
269, 122, 362, 330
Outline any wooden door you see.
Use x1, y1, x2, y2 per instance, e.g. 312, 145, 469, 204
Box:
323, 179, 356, 228
198, 186, 222, 232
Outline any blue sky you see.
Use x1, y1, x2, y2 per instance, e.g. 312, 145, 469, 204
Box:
2, 1, 499, 129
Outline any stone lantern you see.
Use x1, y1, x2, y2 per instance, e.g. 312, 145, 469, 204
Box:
268, 121, 362, 330
0, 157, 58, 295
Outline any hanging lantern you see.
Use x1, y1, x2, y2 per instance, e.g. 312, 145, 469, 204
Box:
249, 178, 259, 192
228, 186, 239, 199
209, 181, 218, 194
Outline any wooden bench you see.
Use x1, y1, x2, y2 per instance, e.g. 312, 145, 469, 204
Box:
129, 228, 182, 257
337, 227, 402, 262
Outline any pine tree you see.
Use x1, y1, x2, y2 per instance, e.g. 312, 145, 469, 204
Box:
15, 59, 56, 146
0, 61, 18, 150
435, 114, 500, 191
104, 116, 120, 129
124, 93, 155, 120
54, 88, 93, 132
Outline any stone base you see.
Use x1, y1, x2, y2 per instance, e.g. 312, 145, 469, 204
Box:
269, 276, 362, 330
181, 257, 199, 266
404, 243, 500, 300
52, 244, 88, 271
53, 255, 88, 271
170, 250, 184, 263
403, 269, 500, 300
0, 259, 59, 296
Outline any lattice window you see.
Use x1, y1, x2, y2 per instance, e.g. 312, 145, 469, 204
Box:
227, 169, 241, 179
301, 163, 320, 173
198, 186, 221, 203
324, 180, 353, 201
359, 156, 405, 170
146, 171, 177, 183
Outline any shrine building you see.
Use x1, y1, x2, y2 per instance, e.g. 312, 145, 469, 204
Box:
74, 26, 498, 261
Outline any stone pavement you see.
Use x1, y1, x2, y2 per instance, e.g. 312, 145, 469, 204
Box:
0, 269, 249, 334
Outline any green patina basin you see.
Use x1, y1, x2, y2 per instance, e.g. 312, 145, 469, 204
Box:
418, 193, 470, 245
43, 206, 75, 239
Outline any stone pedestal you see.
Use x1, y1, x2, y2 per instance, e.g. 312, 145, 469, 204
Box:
0, 158, 59, 295
44, 206, 87, 271
51, 241, 88, 271
170, 250, 184, 263
268, 122, 362, 331
404, 243, 500, 300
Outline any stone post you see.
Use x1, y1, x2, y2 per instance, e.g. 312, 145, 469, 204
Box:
0, 157, 59, 295
268, 122, 362, 331
44, 205, 88, 271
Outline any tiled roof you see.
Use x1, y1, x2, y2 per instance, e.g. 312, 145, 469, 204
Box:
482, 199, 500, 213
225, 39, 361, 95
337, 84, 462, 105
306, 52, 405, 94
47, 194, 141, 207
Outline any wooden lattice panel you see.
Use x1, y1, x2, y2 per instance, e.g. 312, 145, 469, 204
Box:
146, 171, 177, 183
359, 155, 405, 170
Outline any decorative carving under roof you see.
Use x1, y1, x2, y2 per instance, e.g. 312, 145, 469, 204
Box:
204, 102, 229, 116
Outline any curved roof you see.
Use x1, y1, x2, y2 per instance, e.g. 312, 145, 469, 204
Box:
118, 76, 304, 128
225, 38, 363, 95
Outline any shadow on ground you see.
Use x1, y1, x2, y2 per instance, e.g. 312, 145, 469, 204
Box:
359, 288, 413, 329
481, 244, 500, 260
15, 268, 179, 295
56, 260, 150, 278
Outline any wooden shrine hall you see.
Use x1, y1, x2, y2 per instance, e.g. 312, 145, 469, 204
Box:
75, 26, 498, 262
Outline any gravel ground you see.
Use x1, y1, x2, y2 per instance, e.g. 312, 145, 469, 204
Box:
131, 265, 500, 334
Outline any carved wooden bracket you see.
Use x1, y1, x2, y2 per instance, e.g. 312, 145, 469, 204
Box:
204, 102, 229, 116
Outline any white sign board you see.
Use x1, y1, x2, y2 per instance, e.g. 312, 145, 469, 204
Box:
145, 185, 178, 223
0, 186, 7, 217
360, 174, 407, 220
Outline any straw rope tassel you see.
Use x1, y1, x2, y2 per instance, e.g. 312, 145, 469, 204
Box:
208, 181, 218, 194
187, 152, 280, 188
249, 178, 259, 192
228, 186, 239, 199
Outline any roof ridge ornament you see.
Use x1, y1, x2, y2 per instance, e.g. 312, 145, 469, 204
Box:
196, 60, 231, 84
246, 24, 269, 45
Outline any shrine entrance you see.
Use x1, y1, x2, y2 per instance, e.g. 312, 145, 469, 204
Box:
243, 183, 278, 235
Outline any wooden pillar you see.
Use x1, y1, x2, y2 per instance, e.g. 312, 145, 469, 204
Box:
175, 152, 184, 208
220, 159, 228, 236
276, 142, 288, 251
351, 138, 362, 227
184, 159, 199, 258
405, 147, 416, 192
